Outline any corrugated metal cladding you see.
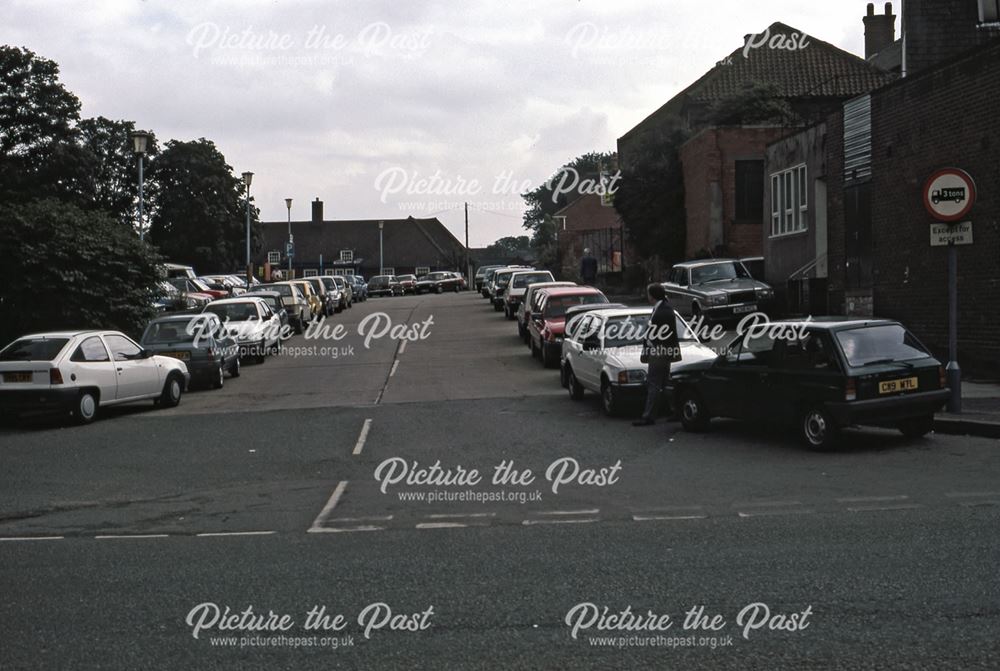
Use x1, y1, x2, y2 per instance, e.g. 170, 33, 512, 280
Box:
843, 94, 872, 183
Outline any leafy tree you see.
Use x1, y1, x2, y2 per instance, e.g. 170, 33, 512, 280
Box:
708, 81, 797, 126
614, 127, 688, 272
485, 235, 531, 256
0, 45, 90, 203
78, 117, 159, 229
147, 139, 259, 272
0, 199, 161, 345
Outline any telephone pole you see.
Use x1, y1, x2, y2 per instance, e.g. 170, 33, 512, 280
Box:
465, 202, 471, 287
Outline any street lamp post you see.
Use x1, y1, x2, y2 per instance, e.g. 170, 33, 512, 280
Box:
378, 220, 384, 274
130, 131, 150, 241
242, 171, 254, 289
285, 198, 293, 277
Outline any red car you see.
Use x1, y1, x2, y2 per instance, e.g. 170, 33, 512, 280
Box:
528, 287, 609, 367
167, 277, 228, 300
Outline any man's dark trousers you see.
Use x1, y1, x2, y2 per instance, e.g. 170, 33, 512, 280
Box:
640, 360, 670, 421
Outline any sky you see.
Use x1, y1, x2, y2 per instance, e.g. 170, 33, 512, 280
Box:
4, 0, 873, 247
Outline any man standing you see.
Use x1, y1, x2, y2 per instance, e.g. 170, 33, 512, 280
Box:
633, 283, 682, 427
580, 248, 597, 285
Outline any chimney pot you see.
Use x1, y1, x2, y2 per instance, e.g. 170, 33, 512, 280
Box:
863, 2, 896, 60
867, 3, 874, 16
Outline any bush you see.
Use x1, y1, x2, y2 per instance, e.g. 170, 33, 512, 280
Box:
0, 199, 161, 345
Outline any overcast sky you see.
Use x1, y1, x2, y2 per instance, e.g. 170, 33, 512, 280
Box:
5, 0, 873, 246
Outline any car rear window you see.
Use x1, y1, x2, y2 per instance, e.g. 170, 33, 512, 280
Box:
835, 324, 931, 367
260, 284, 292, 297
512, 273, 552, 288
544, 294, 608, 318
0, 338, 70, 361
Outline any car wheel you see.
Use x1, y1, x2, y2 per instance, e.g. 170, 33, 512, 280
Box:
517, 322, 527, 341
530, 337, 540, 359
897, 415, 934, 439
800, 405, 838, 450
493, 301, 502, 312
506, 307, 515, 321
231, 356, 241, 378
601, 380, 620, 417
678, 388, 710, 432
74, 389, 99, 424
212, 364, 224, 389
542, 344, 558, 368
567, 367, 585, 400
436, 286, 443, 294
294, 317, 304, 334
256, 340, 266, 364
159, 374, 183, 409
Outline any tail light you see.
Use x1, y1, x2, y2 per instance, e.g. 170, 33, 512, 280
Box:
50, 368, 64, 385
845, 377, 856, 401
617, 371, 628, 384
939, 366, 947, 389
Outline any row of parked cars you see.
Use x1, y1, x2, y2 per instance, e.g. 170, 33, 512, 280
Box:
367, 271, 467, 297
0, 265, 371, 425
474, 260, 951, 450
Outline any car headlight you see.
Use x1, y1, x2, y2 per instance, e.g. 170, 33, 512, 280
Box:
705, 294, 727, 306
618, 369, 647, 384
757, 288, 774, 298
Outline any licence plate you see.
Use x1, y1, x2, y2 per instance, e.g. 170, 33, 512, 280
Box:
879, 377, 919, 394
161, 351, 190, 361
732, 304, 757, 314
3, 372, 32, 383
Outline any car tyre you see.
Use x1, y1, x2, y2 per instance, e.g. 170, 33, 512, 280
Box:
74, 389, 99, 424
897, 415, 934, 439
212, 364, 224, 389
230, 356, 241, 378
800, 405, 838, 450
601, 379, 620, 417
255, 340, 266, 364
567, 367, 585, 400
517, 322, 527, 341
159, 374, 183, 409
678, 388, 710, 432
542, 344, 559, 369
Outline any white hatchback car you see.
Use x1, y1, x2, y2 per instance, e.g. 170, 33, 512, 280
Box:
202, 297, 282, 364
0, 331, 190, 424
560, 307, 717, 416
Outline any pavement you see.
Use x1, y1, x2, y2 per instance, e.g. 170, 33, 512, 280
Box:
1, 291, 998, 670
934, 381, 1000, 438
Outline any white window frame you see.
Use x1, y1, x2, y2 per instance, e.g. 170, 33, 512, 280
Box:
770, 164, 808, 238
303, 269, 318, 277
267, 251, 281, 264
323, 269, 336, 276
415, 266, 430, 276
333, 269, 348, 276
381, 267, 395, 275
340, 250, 354, 263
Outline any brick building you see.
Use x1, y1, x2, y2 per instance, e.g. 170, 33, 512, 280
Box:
553, 193, 627, 281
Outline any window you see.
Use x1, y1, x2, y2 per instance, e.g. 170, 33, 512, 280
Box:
71, 337, 110, 362
104, 335, 142, 362
980, 0, 1000, 21
381, 267, 395, 275
340, 250, 353, 263
333, 269, 348, 276
303, 269, 318, 277
323, 269, 336, 276
415, 266, 430, 276
267, 251, 281, 264
734, 160, 764, 222
770, 164, 808, 237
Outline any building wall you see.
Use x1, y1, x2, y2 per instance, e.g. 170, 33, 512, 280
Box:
680, 126, 790, 259
824, 110, 848, 314
870, 40, 1000, 370
902, 0, 991, 76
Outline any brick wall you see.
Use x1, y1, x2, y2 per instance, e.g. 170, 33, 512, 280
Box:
825, 110, 847, 313
870, 39, 1000, 372
903, 0, 991, 76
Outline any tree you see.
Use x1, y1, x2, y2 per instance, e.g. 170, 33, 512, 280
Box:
147, 139, 259, 272
77, 117, 159, 229
0, 199, 161, 345
614, 127, 688, 273
0, 46, 89, 203
484, 235, 531, 256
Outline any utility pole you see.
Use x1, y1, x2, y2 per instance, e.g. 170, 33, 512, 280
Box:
465, 202, 471, 286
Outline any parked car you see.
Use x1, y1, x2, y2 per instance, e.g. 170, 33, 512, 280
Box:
490, 267, 532, 311
368, 275, 403, 297
519, 281, 577, 342
330, 275, 353, 308
396, 274, 418, 295
258, 282, 310, 333
242, 290, 290, 334
291, 280, 323, 319
527, 287, 609, 367
475, 265, 505, 293
200, 275, 247, 296
670, 318, 950, 449
416, 271, 465, 294
483, 266, 528, 300
162, 262, 196, 279
348, 275, 367, 301
167, 277, 228, 301
662, 258, 774, 322
503, 270, 555, 320
0, 331, 189, 424
560, 307, 716, 416
202, 297, 281, 364
303, 276, 338, 316
141, 313, 240, 389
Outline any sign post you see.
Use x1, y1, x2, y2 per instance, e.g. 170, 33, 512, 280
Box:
923, 168, 976, 413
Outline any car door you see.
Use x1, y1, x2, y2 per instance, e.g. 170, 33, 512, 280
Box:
764, 330, 843, 425
68, 336, 118, 403
103, 334, 161, 400
663, 268, 689, 315
575, 314, 606, 390
259, 302, 279, 347
697, 334, 773, 419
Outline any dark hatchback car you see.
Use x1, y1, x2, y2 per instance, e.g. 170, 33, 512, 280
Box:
671, 319, 950, 450
243, 290, 289, 334
140, 314, 241, 389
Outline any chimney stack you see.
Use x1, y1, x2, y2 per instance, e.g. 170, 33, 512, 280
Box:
311, 197, 323, 224
864, 2, 896, 60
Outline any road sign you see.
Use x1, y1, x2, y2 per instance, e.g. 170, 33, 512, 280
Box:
286, 242, 295, 258
923, 168, 976, 222
930, 221, 973, 247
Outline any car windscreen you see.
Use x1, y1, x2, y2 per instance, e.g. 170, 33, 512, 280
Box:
690, 262, 749, 284
496, 273, 514, 287
543, 294, 608, 318
835, 324, 931, 367
370, 277, 388, 286
259, 284, 292, 297
512, 272, 552, 289
143, 321, 201, 344
205, 303, 259, 322
0, 338, 70, 361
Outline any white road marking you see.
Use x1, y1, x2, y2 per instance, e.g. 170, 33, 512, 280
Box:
398, 340, 407, 355
847, 503, 924, 513
957, 500, 1000, 507
416, 522, 468, 529
0, 536, 64, 542
945, 491, 1000, 498
836, 495, 909, 503
389, 360, 399, 377
196, 531, 276, 537
328, 516, 394, 522
738, 509, 815, 518
427, 512, 497, 519
308, 480, 348, 533
522, 518, 598, 526
632, 514, 707, 521
535, 509, 600, 516
352, 418, 373, 455
94, 534, 169, 539
309, 526, 384, 533
733, 501, 803, 508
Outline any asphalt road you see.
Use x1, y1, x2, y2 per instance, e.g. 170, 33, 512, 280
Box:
1, 292, 998, 670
